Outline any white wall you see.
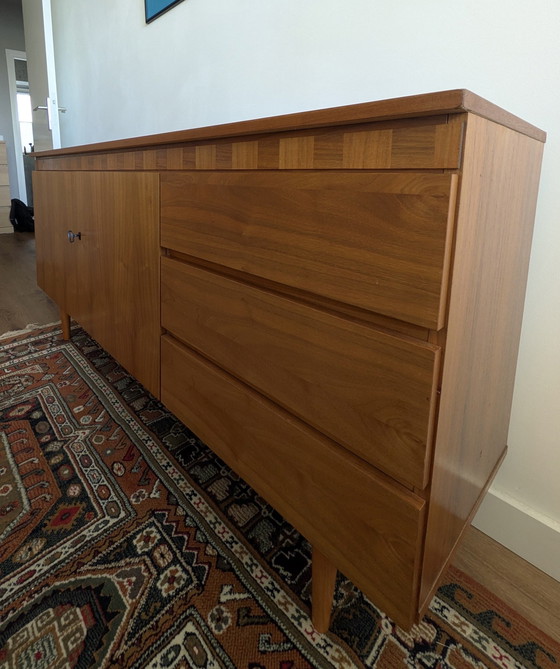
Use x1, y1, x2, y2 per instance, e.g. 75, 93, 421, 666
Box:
50, 0, 560, 576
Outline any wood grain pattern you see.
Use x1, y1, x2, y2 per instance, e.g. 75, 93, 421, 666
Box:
419, 115, 545, 608
60, 310, 71, 340
342, 128, 392, 168
279, 136, 315, 168
161, 334, 425, 628
161, 257, 440, 489
166, 248, 431, 341
33, 172, 72, 311
35, 116, 463, 173
161, 170, 458, 329
31, 89, 545, 160
312, 548, 337, 633
0, 232, 59, 332
454, 527, 560, 644
232, 141, 259, 169
33, 170, 161, 396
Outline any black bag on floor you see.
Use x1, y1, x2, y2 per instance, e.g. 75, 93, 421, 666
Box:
9, 198, 35, 232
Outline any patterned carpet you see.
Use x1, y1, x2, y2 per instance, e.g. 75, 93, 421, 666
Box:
0, 323, 558, 668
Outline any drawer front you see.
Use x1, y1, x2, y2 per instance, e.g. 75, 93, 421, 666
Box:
161, 334, 425, 627
162, 257, 440, 488
161, 171, 458, 329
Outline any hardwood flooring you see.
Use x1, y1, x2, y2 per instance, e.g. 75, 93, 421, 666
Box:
455, 526, 560, 643
0, 231, 59, 333
1, 230, 559, 644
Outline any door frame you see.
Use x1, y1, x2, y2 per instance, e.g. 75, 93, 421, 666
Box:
22, 0, 62, 152
5, 48, 27, 201
39, 0, 61, 149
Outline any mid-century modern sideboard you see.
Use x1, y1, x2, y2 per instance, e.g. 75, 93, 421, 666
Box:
32, 90, 545, 629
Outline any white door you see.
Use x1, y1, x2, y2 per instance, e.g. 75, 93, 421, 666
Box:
22, 0, 63, 151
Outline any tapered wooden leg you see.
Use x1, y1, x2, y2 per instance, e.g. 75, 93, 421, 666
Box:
60, 309, 71, 340
312, 547, 337, 633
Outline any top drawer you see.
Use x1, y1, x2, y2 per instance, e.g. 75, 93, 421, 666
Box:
161, 171, 458, 329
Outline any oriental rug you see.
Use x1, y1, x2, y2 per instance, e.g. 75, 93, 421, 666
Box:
0, 323, 558, 668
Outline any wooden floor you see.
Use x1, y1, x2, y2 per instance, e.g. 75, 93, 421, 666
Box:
0, 231, 59, 333
1, 230, 559, 644
454, 527, 560, 643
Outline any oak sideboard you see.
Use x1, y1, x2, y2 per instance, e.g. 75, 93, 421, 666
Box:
33, 90, 545, 629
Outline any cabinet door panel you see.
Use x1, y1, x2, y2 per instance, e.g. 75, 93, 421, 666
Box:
34, 171, 160, 396
34, 171, 74, 312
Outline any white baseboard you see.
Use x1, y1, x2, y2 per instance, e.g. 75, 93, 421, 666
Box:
473, 488, 560, 582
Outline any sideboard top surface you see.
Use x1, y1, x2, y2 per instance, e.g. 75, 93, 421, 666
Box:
32, 89, 546, 159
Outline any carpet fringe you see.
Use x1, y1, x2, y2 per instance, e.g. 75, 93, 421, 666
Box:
0, 320, 61, 340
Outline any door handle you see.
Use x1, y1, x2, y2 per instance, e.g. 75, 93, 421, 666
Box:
33, 98, 67, 131
34, 105, 66, 112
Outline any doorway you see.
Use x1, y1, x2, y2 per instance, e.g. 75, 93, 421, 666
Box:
6, 49, 34, 206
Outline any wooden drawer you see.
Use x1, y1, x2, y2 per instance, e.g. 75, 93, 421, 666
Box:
162, 257, 440, 488
161, 171, 458, 329
161, 334, 425, 626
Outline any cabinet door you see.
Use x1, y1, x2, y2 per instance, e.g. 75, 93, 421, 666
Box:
34, 170, 160, 397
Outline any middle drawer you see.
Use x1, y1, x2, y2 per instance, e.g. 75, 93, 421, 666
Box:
162, 257, 440, 489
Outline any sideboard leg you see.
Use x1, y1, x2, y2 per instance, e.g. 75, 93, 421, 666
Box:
312, 547, 337, 633
60, 310, 71, 340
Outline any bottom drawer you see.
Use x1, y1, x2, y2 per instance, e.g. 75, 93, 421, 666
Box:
161, 334, 425, 626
